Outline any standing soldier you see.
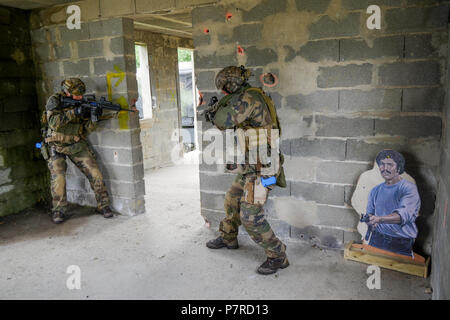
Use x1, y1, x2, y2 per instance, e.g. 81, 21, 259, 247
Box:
205, 66, 289, 275
42, 78, 117, 224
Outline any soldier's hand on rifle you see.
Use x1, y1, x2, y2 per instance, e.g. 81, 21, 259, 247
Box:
74, 104, 90, 118
129, 98, 139, 114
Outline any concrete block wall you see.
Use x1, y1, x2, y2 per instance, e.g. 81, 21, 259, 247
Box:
134, 30, 194, 170
30, 16, 145, 215
431, 23, 450, 301
0, 6, 49, 217
193, 0, 447, 252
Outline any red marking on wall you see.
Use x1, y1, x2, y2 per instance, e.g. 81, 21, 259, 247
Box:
226, 13, 232, 21
260, 72, 279, 87
198, 91, 205, 106
237, 45, 244, 55
203, 28, 209, 34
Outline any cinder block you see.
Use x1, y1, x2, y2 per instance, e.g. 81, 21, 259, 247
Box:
295, 0, 331, 13
403, 87, 444, 112
291, 225, 344, 249
195, 70, 216, 91
100, 130, 133, 147
317, 63, 372, 88
199, 172, 235, 193
192, 5, 226, 25
66, 176, 87, 192
385, 5, 449, 33
378, 61, 441, 86
317, 161, 371, 185
339, 89, 401, 112
291, 181, 345, 206
317, 205, 359, 229
63, 60, 90, 77
193, 34, 210, 47
290, 137, 346, 160
200, 191, 225, 211
344, 185, 355, 206
340, 36, 403, 61
101, 163, 144, 182
59, 23, 89, 41
110, 37, 135, 55
96, 147, 143, 165
286, 90, 338, 112
232, 23, 263, 45
375, 116, 442, 138
244, 0, 287, 21
405, 33, 441, 58
297, 39, 339, 63
78, 39, 104, 58
194, 51, 237, 69
346, 138, 404, 162
343, 230, 362, 243
244, 46, 278, 67
106, 179, 145, 198
316, 116, 374, 137
93, 57, 128, 75
266, 219, 291, 239
54, 43, 71, 59
309, 12, 360, 40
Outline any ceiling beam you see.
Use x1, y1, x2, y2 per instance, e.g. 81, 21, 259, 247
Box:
133, 21, 192, 37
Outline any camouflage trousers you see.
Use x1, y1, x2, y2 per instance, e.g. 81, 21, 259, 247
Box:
47, 140, 110, 214
219, 174, 286, 259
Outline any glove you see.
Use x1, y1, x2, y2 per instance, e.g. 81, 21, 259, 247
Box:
208, 96, 218, 106
205, 110, 215, 123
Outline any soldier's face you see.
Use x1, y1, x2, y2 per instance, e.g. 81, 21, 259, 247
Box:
66, 92, 83, 100
379, 158, 399, 181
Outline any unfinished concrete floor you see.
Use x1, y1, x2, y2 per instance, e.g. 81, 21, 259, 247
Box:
0, 161, 431, 299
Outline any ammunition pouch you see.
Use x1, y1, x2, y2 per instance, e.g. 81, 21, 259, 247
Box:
40, 143, 50, 160
45, 132, 81, 144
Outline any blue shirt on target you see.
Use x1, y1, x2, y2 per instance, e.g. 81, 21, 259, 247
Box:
366, 179, 421, 239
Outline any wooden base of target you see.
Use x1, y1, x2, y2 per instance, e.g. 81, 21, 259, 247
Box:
344, 241, 430, 278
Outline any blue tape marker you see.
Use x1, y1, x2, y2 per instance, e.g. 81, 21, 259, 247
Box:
35, 142, 42, 149
261, 176, 276, 187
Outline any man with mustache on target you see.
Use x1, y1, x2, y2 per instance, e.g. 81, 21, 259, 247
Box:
361, 149, 421, 257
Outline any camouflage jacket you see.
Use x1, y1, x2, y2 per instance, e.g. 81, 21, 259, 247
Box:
44, 92, 117, 146
212, 85, 281, 177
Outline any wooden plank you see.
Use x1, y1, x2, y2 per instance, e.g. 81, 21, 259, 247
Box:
344, 242, 429, 278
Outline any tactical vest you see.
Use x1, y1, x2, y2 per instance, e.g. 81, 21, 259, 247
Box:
41, 95, 84, 144
236, 87, 287, 188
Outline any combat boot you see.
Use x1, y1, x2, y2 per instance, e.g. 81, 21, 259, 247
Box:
51, 211, 65, 224
97, 206, 114, 218
257, 256, 289, 275
206, 236, 239, 249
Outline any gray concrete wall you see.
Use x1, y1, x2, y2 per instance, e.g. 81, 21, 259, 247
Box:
134, 30, 193, 170
431, 22, 450, 301
194, 0, 448, 253
0, 6, 49, 217
30, 17, 145, 215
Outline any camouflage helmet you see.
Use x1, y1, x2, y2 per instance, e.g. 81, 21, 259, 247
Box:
215, 65, 251, 93
61, 78, 86, 96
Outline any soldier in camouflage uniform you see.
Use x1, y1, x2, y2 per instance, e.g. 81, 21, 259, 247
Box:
205, 66, 289, 275
44, 78, 116, 224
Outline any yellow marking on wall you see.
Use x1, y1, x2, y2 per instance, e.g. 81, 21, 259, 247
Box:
106, 65, 129, 130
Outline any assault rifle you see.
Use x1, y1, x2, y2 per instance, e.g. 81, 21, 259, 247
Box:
60, 94, 134, 122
